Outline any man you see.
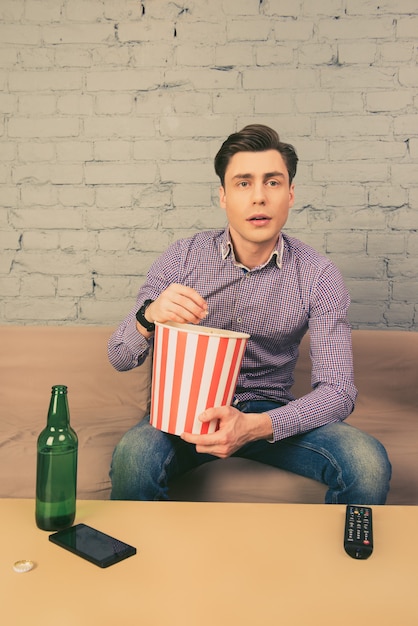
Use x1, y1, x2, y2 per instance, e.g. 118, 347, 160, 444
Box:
108, 124, 391, 503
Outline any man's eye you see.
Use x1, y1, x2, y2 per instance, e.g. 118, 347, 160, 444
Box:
238, 181, 249, 187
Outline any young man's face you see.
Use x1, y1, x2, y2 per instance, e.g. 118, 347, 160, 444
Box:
219, 149, 295, 265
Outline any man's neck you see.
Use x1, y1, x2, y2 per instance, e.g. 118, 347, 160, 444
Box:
229, 235, 280, 270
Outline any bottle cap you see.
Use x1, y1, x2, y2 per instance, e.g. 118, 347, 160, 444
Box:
13, 559, 35, 573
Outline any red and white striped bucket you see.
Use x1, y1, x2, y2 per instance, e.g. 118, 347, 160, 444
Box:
150, 321, 250, 435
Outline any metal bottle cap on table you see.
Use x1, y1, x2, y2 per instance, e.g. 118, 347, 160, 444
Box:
13, 559, 35, 573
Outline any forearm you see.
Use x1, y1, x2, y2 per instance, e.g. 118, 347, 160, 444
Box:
268, 381, 357, 442
108, 313, 152, 371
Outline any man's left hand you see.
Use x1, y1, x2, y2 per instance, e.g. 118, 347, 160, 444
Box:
181, 406, 273, 458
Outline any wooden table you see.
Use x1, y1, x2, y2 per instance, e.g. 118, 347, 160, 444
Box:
1, 499, 417, 625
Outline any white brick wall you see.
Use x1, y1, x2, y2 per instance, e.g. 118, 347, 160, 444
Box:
0, 0, 417, 329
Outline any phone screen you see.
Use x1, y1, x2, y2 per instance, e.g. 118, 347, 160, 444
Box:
49, 523, 137, 568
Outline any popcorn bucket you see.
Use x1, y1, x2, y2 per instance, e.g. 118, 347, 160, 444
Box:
150, 322, 250, 435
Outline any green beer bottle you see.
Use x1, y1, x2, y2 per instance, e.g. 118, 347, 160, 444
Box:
35, 385, 78, 531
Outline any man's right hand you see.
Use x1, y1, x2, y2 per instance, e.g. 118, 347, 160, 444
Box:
137, 284, 208, 335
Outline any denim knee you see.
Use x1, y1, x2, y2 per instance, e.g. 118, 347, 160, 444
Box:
110, 419, 174, 501
318, 422, 392, 505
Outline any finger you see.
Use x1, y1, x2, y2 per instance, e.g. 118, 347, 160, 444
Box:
170, 284, 207, 310
162, 285, 208, 323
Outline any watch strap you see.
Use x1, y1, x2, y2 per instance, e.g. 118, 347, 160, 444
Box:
135, 299, 155, 332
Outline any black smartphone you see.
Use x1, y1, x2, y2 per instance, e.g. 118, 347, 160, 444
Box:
49, 523, 137, 568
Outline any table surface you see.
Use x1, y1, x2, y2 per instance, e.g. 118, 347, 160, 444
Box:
1, 499, 417, 626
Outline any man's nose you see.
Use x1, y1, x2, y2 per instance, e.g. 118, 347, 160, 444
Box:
252, 183, 266, 204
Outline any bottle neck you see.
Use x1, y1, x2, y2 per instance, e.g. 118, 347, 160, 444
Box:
47, 385, 70, 429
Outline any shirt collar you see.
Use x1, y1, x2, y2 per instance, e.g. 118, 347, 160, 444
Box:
220, 229, 284, 270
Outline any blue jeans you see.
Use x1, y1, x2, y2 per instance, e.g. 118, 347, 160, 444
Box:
110, 401, 392, 504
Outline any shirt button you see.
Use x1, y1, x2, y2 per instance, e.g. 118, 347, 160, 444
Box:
237, 318, 242, 323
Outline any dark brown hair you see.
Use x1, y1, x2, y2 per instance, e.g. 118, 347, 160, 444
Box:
214, 124, 298, 187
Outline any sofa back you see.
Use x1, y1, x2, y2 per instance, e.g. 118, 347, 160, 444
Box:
1, 326, 417, 504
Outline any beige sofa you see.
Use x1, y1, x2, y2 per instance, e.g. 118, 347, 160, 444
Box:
1, 326, 417, 505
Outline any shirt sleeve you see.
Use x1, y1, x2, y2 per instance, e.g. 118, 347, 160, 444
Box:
268, 262, 358, 442
107, 241, 183, 372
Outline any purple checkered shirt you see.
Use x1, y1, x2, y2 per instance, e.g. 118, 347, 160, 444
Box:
108, 229, 357, 442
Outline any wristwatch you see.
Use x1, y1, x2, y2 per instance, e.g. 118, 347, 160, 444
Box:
135, 299, 155, 332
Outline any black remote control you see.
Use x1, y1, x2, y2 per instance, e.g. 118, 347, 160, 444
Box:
344, 505, 373, 559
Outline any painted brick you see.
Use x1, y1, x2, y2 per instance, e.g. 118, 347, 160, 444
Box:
20, 274, 56, 297
18, 95, 56, 115
56, 142, 94, 162
4, 298, 77, 322
384, 303, 415, 327
86, 70, 162, 92
274, 20, 314, 41
11, 208, 84, 230
22, 231, 60, 250
95, 93, 133, 115
95, 140, 131, 161
58, 94, 94, 115
326, 232, 366, 254
84, 117, 156, 138
20, 184, 58, 207
397, 16, 418, 38
295, 92, 332, 113
12, 163, 83, 185
316, 115, 392, 137
320, 67, 396, 90
367, 233, 406, 255
398, 66, 418, 87
215, 44, 254, 67
59, 276, 94, 298
346, 279, 389, 301
243, 68, 317, 90
58, 186, 95, 207
348, 303, 385, 326
43, 23, 115, 45
86, 208, 157, 230
0, 0, 417, 329
0, 229, 20, 249
302, 0, 344, 16
0, 276, 20, 296
0, 162, 11, 183
368, 186, 407, 208
338, 43, 377, 65
85, 162, 156, 185
65, 0, 105, 21
0, 25, 40, 45
347, 0, 418, 14
313, 162, 388, 183
0, 186, 19, 208
20, 48, 54, 69
392, 280, 418, 302
318, 17, 394, 40
14, 250, 88, 275
8, 118, 79, 138
176, 45, 215, 68
329, 140, 406, 160
78, 298, 136, 324
380, 42, 414, 62
9, 71, 82, 91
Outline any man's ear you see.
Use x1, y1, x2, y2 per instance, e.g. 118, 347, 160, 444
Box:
289, 184, 295, 208
219, 185, 226, 209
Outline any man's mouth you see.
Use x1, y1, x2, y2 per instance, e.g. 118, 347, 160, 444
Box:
247, 214, 271, 223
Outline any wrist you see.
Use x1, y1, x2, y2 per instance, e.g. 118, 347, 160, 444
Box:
245, 412, 273, 443
135, 299, 155, 332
